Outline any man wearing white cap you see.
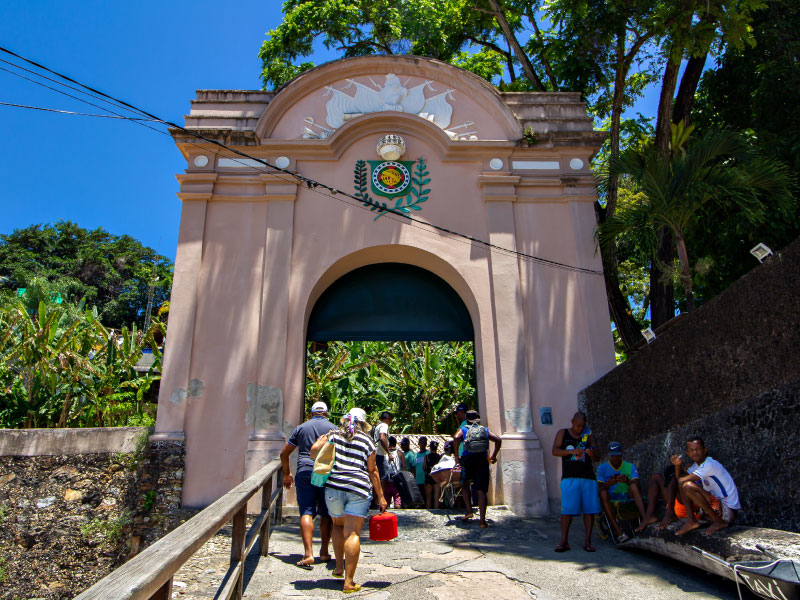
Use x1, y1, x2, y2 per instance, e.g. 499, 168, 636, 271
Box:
280, 401, 337, 568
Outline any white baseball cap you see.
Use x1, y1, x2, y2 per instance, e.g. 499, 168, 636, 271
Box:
311, 401, 328, 413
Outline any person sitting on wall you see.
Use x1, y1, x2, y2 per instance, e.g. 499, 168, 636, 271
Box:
453, 410, 502, 528
635, 464, 680, 532
673, 436, 741, 536
596, 441, 647, 543
552, 411, 600, 552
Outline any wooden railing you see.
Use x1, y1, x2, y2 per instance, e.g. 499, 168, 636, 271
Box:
75, 459, 284, 600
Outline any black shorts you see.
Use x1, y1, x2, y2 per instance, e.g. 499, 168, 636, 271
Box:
462, 453, 490, 493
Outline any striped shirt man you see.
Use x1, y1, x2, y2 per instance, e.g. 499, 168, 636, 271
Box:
326, 430, 377, 499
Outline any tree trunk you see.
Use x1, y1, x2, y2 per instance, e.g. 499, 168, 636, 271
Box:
654, 54, 681, 155
673, 53, 707, 126
486, 0, 546, 91
649, 54, 681, 328
675, 233, 696, 312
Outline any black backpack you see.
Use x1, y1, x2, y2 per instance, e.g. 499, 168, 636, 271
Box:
463, 423, 489, 454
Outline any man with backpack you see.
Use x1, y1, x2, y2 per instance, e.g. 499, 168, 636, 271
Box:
453, 410, 502, 528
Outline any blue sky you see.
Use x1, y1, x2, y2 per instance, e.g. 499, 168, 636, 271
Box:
1, 2, 664, 261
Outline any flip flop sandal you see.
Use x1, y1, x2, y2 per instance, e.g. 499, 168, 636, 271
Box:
616, 533, 631, 543
296, 560, 314, 570
343, 584, 361, 594
332, 572, 344, 579
554, 543, 570, 552
584, 543, 597, 552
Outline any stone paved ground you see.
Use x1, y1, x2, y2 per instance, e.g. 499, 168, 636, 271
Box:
169, 508, 750, 600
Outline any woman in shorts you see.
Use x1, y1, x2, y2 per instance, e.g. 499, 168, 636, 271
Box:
310, 408, 387, 593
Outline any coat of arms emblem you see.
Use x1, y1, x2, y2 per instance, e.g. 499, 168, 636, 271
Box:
354, 158, 430, 220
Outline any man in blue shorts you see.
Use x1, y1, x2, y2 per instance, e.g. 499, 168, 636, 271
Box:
280, 401, 337, 568
552, 411, 600, 552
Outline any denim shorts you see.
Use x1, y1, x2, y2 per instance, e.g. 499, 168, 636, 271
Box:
324, 487, 372, 518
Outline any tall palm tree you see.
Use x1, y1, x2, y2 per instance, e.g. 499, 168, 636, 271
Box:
600, 127, 795, 312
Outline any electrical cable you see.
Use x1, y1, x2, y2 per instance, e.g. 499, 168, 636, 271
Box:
0, 44, 603, 276
0, 101, 158, 120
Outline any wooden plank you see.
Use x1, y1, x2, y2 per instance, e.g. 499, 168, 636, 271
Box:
230, 506, 246, 600
147, 577, 171, 600
217, 561, 244, 600
259, 478, 273, 557
74, 459, 281, 600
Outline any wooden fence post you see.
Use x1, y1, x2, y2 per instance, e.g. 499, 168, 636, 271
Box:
230, 505, 247, 600
147, 578, 172, 600
259, 477, 273, 556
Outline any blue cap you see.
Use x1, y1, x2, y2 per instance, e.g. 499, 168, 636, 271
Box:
608, 441, 623, 456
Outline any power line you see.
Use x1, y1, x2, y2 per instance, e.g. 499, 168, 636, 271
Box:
0, 101, 157, 120
0, 45, 603, 276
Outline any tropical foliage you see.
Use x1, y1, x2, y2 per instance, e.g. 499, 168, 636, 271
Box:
305, 340, 477, 433
0, 221, 173, 329
0, 294, 163, 429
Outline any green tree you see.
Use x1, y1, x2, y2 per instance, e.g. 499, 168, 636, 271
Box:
0, 221, 172, 329
600, 126, 795, 312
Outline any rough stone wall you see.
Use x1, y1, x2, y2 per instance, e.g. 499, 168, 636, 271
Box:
0, 437, 188, 599
581, 236, 800, 532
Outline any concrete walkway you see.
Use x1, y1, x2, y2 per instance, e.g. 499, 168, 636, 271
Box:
170, 507, 745, 600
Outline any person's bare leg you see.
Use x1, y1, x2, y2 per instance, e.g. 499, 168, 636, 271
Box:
461, 482, 474, 519
682, 483, 728, 535
629, 480, 647, 519
657, 478, 678, 529
298, 514, 315, 566
557, 515, 572, 549
319, 516, 332, 561
477, 490, 488, 527
342, 515, 365, 592
675, 482, 704, 535
425, 484, 433, 509
599, 488, 623, 537
331, 517, 345, 576
433, 483, 441, 509
583, 514, 596, 550
636, 474, 662, 532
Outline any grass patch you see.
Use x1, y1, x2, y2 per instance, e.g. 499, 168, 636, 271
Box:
0, 503, 8, 523
142, 490, 157, 512
80, 511, 133, 545
0, 556, 7, 584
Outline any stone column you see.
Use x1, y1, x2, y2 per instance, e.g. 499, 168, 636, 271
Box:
153, 196, 209, 443
481, 174, 549, 516
244, 180, 297, 511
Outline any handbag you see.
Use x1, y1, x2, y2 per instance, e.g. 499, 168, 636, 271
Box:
311, 435, 336, 488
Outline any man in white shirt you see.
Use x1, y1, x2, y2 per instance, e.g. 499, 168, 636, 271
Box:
672, 436, 741, 536
373, 411, 393, 498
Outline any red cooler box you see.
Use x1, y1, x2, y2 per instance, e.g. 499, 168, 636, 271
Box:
369, 512, 398, 541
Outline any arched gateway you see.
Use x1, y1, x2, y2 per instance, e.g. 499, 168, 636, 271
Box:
153, 56, 616, 516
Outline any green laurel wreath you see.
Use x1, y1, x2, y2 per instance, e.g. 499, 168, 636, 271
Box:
354, 158, 430, 221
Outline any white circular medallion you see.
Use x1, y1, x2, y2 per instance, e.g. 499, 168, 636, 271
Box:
193, 155, 209, 167
275, 156, 290, 169
569, 158, 584, 170
489, 158, 504, 170
372, 161, 411, 195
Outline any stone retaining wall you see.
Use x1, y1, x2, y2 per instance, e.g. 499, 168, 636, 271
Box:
0, 428, 188, 599
581, 236, 800, 532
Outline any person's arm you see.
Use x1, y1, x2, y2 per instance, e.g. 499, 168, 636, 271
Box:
488, 431, 502, 464
309, 432, 331, 459
279, 442, 296, 489
366, 452, 388, 512
379, 430, 391, 455
596, 467, 620, 491
670, 453, 695, 484
585, 433, 598, 460
453, 430, 463, 466
399, 452, 407, 470
552, 429, 578, 457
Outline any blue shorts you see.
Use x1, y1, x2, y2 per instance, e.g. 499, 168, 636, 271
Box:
295, 470, 329, 518
561, 478, 601, 516
325, 487, 372, 518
